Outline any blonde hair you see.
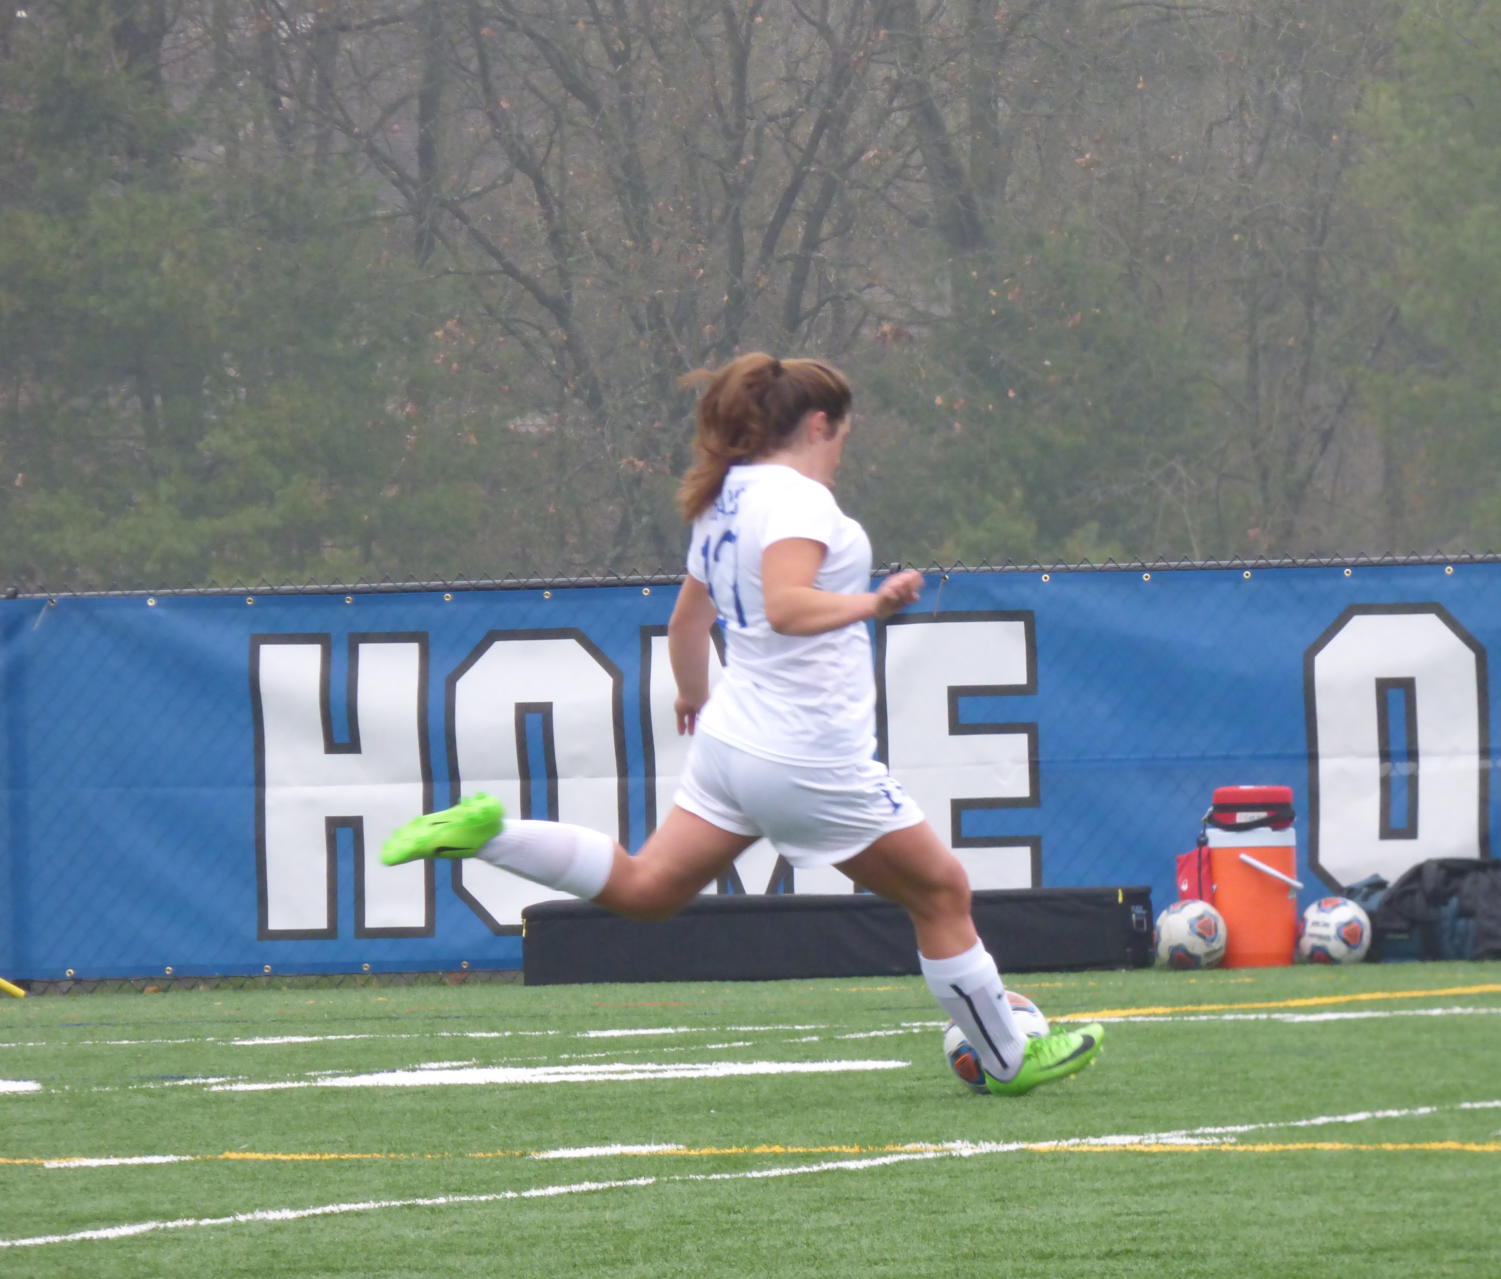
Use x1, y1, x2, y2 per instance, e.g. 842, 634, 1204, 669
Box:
677, 353, 852, 521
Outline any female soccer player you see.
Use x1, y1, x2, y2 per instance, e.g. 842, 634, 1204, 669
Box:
383, 353, 1103, 1095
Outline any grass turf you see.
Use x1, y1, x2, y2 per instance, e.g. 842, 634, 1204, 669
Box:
2, 961, 1499, 1277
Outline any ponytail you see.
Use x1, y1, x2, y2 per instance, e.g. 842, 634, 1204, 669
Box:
677, 353, 852, 520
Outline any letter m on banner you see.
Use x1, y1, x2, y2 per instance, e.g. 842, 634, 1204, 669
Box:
252, 634, 432, 939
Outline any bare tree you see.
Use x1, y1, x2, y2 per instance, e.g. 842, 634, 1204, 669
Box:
3, 0, 1435, 585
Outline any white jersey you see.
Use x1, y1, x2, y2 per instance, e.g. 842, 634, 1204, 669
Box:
685, 463, 876, 765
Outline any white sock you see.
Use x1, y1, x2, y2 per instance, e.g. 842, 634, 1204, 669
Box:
920, 940, 1028, 1082
474, 820, 616, 901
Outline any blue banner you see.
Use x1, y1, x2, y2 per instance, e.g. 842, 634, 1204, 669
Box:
1, 561, 1492, 980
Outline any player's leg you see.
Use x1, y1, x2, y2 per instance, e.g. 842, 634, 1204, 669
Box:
837, 822, 1104, 1095
836, 822, 1027, 1077
588, 731, 762, 918
382, 793, 752, 920
592, 806, 757, 920
729, 753, 1040, 1083
381, 793, 615, 898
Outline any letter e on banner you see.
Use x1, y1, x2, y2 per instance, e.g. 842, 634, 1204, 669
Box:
879, 615, 1039, 889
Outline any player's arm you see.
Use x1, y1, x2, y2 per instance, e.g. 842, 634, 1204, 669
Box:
762, 539, 923, 636
668, 573, 718, 734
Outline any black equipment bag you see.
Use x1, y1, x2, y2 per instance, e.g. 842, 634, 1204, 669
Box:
1369, 858, 1501, 961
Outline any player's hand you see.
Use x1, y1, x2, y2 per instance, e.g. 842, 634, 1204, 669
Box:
872, 569, 924, 619
675, 694, 704, 736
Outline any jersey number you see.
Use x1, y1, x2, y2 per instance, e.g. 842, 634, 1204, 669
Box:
700, 530, 748, 628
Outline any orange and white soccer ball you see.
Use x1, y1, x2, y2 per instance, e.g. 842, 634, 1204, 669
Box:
942, 991, 1051, 1093
1154, 898, 1228, 969
1297, 896, 1371, 964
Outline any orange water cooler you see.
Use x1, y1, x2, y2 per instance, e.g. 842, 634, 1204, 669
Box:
1181, 785, 1303, 968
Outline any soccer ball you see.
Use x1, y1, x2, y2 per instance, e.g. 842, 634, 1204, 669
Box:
1154, 898, 1228, 969
1297, 896, 1371, 964
1005, 989, 1051, 1039
942, 991, 1050, 1093
942, 1021, 989, 1093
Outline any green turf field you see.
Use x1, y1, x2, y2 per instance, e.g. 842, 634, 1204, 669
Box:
3, 961, 1499, 1277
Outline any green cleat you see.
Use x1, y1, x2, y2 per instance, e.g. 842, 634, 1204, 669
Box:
380, 794, 504, 866
986, 1022, 1104, 1096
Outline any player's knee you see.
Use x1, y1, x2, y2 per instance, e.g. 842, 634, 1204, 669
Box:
921, 858, 973, 920
598, 863, 690, 922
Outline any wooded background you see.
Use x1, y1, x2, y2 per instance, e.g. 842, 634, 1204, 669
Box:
2, 0, 1495, 590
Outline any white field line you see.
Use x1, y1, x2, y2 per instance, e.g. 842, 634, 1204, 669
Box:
5, 1098, 1498, 1251
6, 1006, 1500, 1099
210, 1058, 911, 1091
0, 1027, 699, 1052
32, 1100, 1501, 1173
0, 1025, 819, 1052
8, 1038, 912, 1098
5, 1006, 1498, 1059
582, 1027, 701, 1038
0, 1179, 661, 1249
36, 1144, 690, 1170
45, 1155, 196, 1170
531, 1144, 685, 1160
1088, 1007, 1501, 1024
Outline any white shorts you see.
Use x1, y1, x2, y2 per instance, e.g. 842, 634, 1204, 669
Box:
673, 732, 925, 868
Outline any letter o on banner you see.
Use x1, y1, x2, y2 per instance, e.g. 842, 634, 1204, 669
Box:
1306, 605, 1489, 889
450, 631, 627, 931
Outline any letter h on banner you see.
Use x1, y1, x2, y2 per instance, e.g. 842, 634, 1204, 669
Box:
252, 635, 432, 939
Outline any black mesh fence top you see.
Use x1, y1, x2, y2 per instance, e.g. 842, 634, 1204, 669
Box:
13, 552, 1501, 602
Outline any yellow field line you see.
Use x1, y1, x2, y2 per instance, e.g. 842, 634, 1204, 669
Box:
1067, 982, 1501, 1020
8, 1139, 1500, 1168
